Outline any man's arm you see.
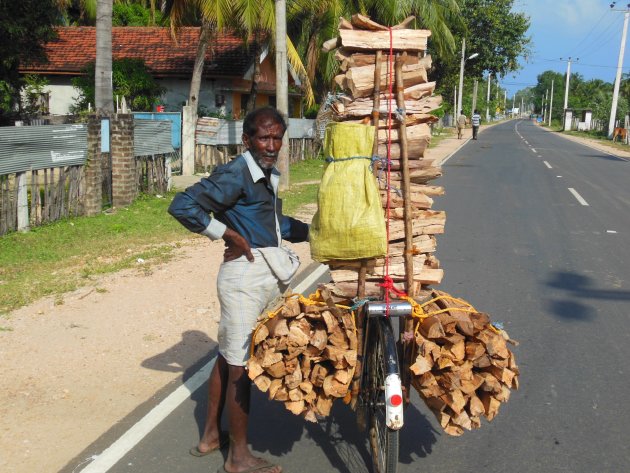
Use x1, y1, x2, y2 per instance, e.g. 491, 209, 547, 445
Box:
280, 215, 309, 243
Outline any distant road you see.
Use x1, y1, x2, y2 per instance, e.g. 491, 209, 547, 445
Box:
66, 119, 630, 473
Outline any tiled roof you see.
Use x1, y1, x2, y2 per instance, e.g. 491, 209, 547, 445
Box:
21, 27, 256, 78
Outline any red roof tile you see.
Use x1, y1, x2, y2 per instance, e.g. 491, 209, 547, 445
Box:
21, 27, 256, 78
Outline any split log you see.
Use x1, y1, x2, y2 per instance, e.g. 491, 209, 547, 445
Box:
343, 64, 431, 98
338, 28, 431, 52
248, 291, 357, 421
336, 49, 423, 71
331, 95, 442, 118
409, 290, 519, 436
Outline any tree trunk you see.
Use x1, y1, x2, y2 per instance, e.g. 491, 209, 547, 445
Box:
246, 33, 262, 114
189, 19, 213, 112
95, 0, 114, 114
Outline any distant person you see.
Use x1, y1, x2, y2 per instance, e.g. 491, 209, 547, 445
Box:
456, 110, 468, 139
471, 109, 482, 140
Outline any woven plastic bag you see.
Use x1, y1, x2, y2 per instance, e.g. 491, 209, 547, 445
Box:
310, 122, 387, 261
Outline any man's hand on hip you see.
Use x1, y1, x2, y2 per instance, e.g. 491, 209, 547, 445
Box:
223, 228, 254, 262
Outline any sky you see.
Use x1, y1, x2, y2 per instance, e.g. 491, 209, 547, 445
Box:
502, 0, 630, 98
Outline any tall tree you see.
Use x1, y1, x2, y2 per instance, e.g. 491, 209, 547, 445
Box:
95, 0, 114, 113
0, 0, 60, 123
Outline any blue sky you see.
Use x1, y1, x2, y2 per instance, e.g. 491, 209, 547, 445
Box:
502, 0, 630, 97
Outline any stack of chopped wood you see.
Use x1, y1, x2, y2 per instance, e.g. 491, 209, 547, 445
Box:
409, 290, 519, 436
321, 13, 444, 298
247, 290, 357, 422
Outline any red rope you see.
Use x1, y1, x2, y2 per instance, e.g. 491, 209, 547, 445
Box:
383, 27, 395, 313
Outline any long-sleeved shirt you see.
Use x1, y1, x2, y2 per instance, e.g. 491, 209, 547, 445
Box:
168, 151, 309, 248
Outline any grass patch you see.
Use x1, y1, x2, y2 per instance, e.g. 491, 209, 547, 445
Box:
0, 162, 323, 315
429, 127, 456, 148
289, 157, 326, 183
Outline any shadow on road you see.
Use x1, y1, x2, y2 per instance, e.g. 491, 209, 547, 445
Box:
545, 271, 630, 321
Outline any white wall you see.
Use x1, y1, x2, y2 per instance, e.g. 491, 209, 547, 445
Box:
39, 76, 234, 116
44, 77, 81, 115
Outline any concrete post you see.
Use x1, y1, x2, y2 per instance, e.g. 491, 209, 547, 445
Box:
16, 172, 29, 232
182, 105, 196, 176
563, 109, 573, 131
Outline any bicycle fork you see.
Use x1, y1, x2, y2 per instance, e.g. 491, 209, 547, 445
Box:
365, 301, 412, 431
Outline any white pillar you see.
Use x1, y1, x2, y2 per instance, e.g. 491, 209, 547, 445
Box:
608, 10, 630, 137
181, 105, 196, 176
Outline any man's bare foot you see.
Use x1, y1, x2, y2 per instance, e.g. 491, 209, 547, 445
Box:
223, 456, 282, 473
190, 431, 227, 456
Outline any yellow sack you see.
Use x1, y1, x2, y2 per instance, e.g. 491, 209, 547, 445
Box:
310, 122, 387, 261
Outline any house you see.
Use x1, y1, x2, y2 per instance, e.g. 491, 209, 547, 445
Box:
20, 27, 304, 118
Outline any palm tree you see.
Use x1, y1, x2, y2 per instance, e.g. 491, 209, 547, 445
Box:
163, 0, 314, 113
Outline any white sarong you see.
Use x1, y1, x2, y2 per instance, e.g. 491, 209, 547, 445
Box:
216, 247, 300, 366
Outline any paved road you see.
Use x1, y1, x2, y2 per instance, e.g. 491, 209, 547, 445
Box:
67, 120, 630, 473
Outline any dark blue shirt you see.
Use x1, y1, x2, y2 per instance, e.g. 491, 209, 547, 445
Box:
168, 151, 309, 248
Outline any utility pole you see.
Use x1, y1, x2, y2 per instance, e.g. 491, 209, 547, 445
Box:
453, 85, 457, 123
561, 56, 577, 127
472, 79, 479, 113
548, 79, 554, 126
275, 0, 289, 190
512, 94, 516, 117
520, 97, 524, 118
486, 73, 491, 121
457, 38, 465, 117
608, 3, 630, 138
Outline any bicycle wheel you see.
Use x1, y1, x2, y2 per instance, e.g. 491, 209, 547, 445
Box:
365, 318, 400, 473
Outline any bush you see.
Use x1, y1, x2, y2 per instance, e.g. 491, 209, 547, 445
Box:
71, 59, 165, 113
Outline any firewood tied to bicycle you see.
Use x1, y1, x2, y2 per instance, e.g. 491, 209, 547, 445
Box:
247, 13, 519, 471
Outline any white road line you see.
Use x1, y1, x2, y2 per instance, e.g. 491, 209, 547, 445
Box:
607, 230, 618, 234
531, 148, 537, 153
557, 175, 563, 178
78, 264, 330, 473
568, 188, 589, 206
543, 161, 552, 168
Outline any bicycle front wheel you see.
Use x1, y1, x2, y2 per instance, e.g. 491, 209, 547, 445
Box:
366, 318, 400, 473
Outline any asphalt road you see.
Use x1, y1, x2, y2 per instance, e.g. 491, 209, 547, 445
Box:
67, 120, 630, 473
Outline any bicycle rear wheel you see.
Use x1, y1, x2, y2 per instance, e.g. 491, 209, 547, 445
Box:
366, 318, 400, 473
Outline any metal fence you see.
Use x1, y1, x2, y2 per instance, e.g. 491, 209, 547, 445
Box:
193, 117, 319, 172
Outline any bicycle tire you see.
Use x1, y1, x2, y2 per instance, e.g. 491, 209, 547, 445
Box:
366, 318, 400, 473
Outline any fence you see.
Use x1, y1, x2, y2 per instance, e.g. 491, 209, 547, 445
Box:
0, 116, 177, 236
194, 117, 319, 172
0, 124, 88, 235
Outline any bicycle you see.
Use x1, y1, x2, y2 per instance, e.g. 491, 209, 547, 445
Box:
356, 299, 413, 473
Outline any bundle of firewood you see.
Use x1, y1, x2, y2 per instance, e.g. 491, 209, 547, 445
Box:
409, 290, 519, 436
246, 290, 357, 422
320, 13, 444, 298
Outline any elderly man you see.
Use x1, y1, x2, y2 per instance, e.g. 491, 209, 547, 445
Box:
168, 106, 309, 473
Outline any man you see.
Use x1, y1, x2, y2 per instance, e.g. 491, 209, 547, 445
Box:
168, 106, 309, 473
471, 109, 481, 140
456, 110, 467, 139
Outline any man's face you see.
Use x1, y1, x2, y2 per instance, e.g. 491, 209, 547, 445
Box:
243, 116, 285, 170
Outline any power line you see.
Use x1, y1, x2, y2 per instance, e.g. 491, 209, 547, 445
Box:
569, 7, 611, 56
